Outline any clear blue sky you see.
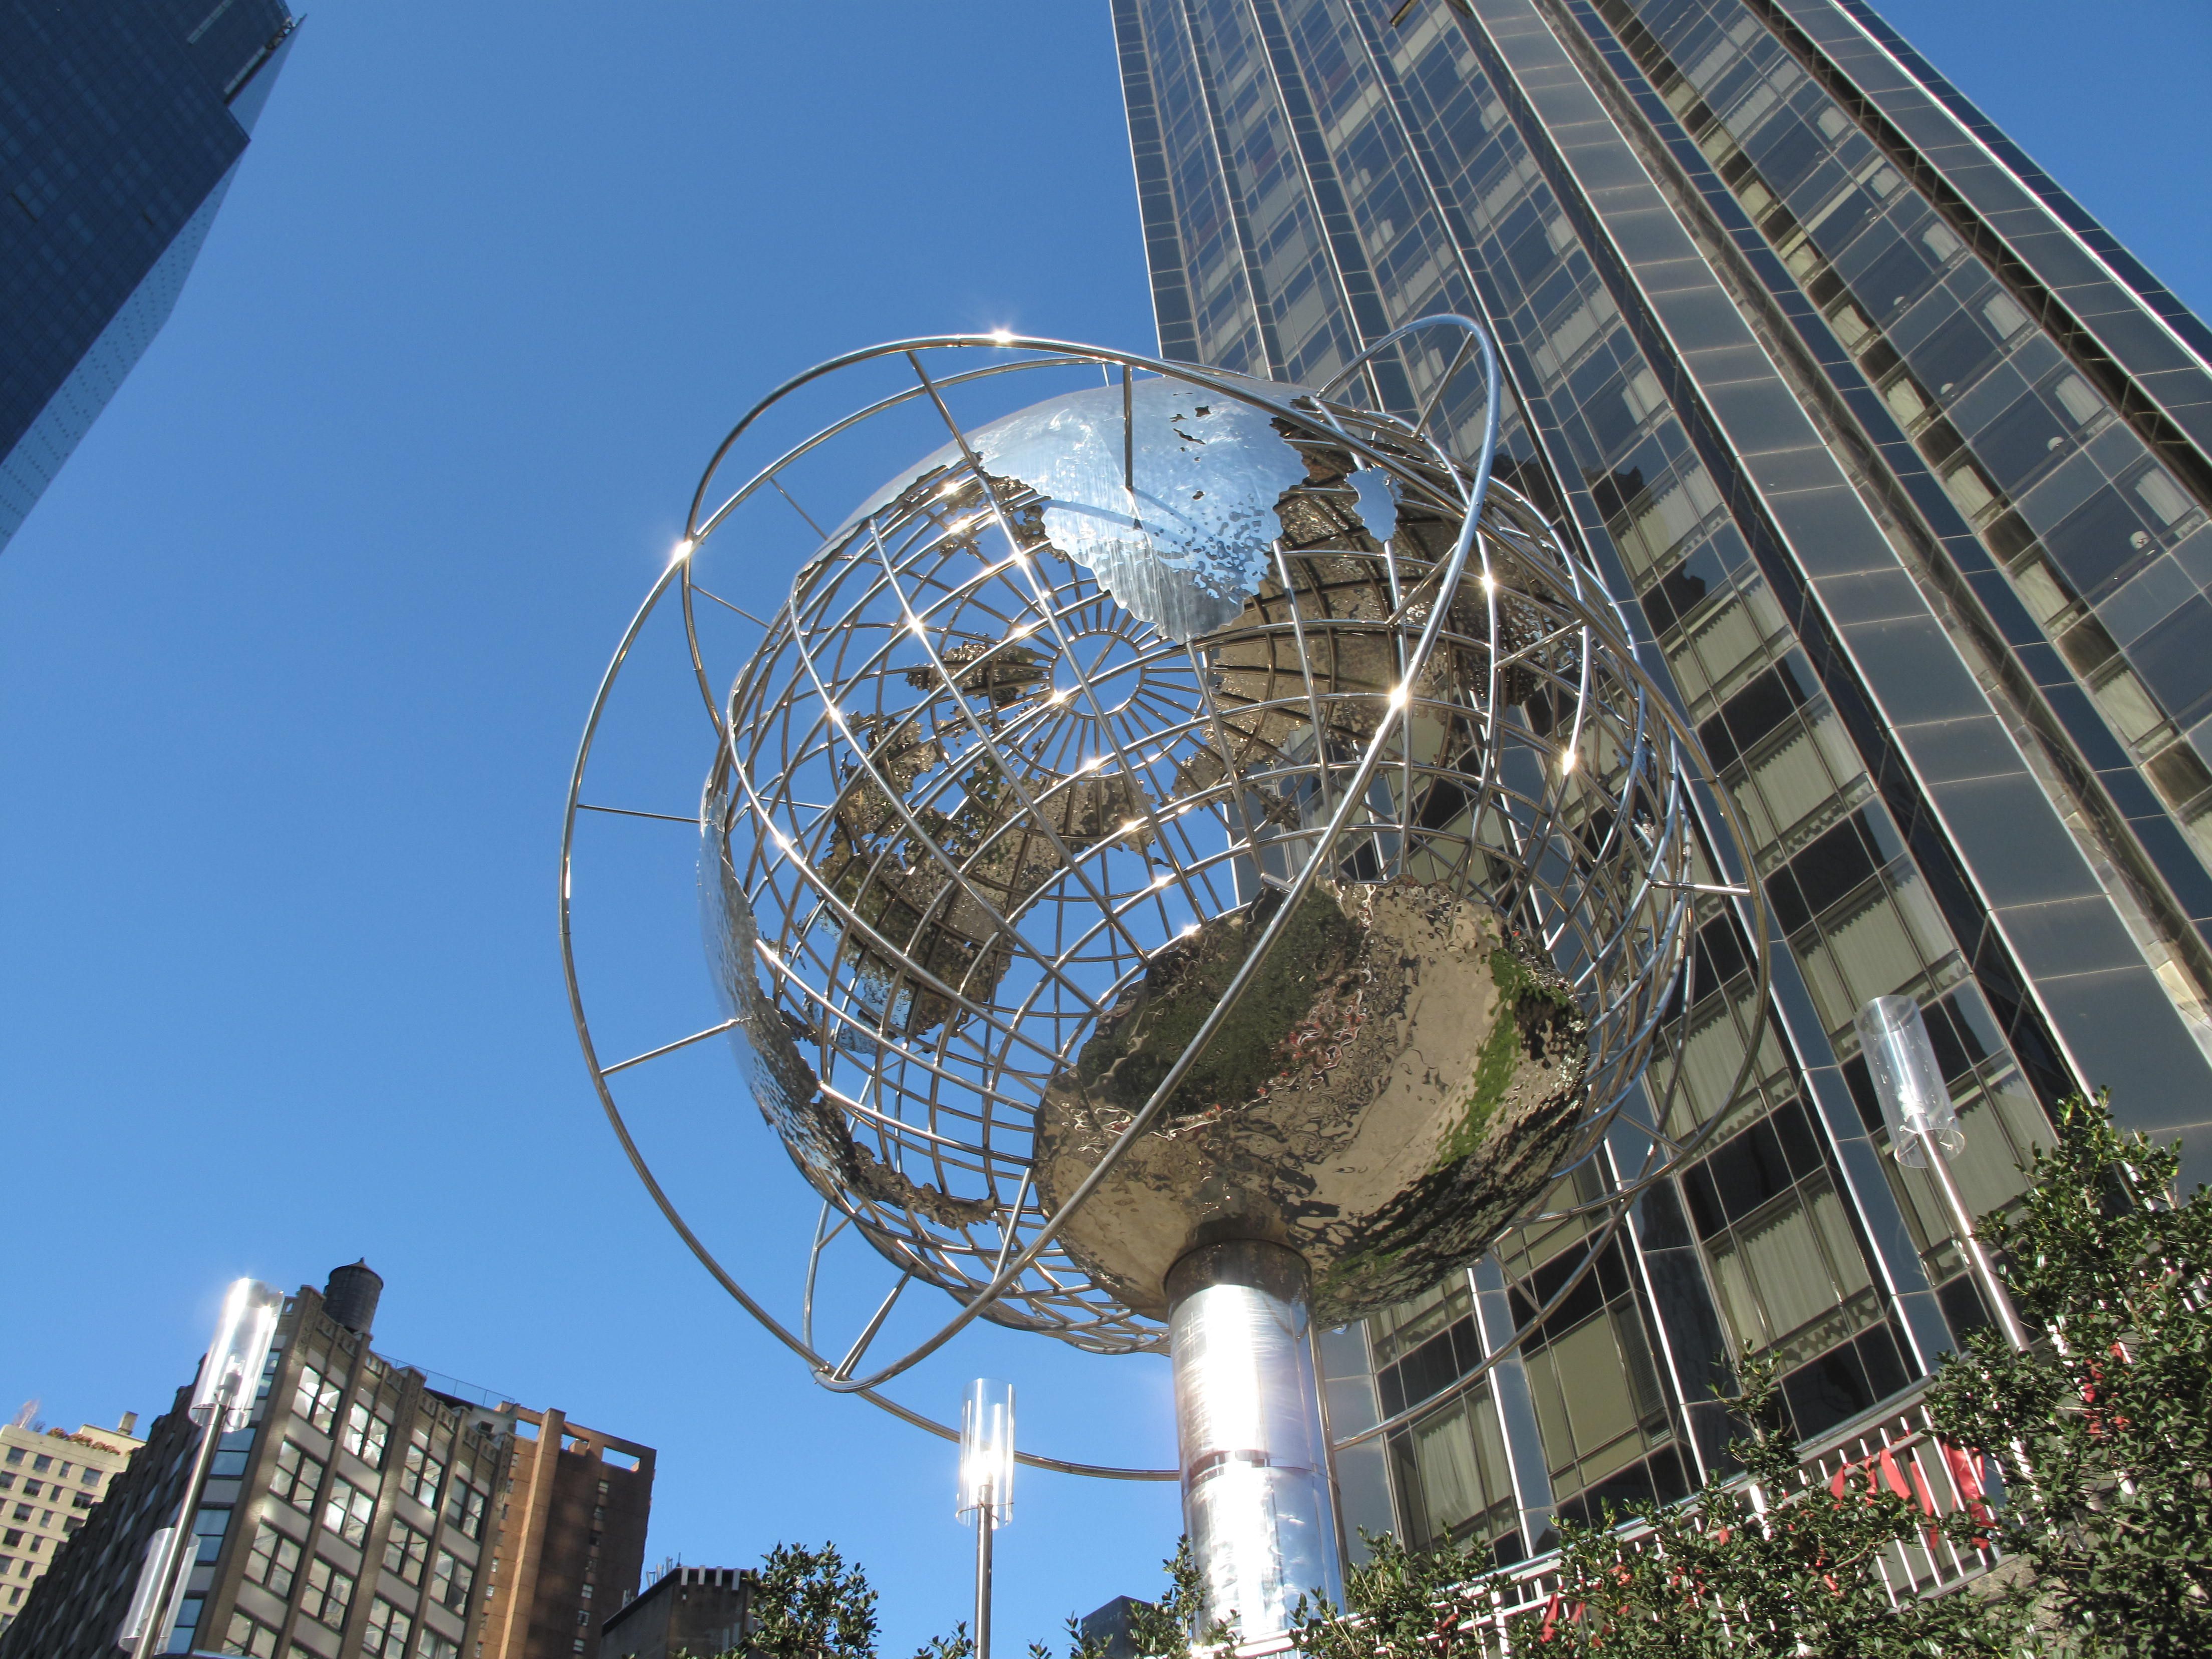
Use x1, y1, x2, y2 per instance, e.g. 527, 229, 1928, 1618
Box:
2, 3, 2204, 1653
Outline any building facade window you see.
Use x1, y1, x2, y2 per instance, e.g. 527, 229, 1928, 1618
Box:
431, 1548, 473, 1613
294, 1361, 341, 1436
300, 1556, 354, 1629
403, 1423, 448, 1508
1385, 1384, 1519, 1558
1509, 1235, 1690, 1522
210, 1429, 254, 1479
444, 1473, 486, 1541
1599, 0, 2212, 855
384, 1517, 430, 1587
270, 1441, 324, 1515
361, 1596, 412, 1657
342, 1398, 393, 1469
244, 1523, 302, 1598
191, 1505, 231, 1563
323, 1476, 374, 1547
222, 1607, 281, 1658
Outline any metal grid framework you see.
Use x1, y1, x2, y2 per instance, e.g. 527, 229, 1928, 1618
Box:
561, 324, 1772, 1475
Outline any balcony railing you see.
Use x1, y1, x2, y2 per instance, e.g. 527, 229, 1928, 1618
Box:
1236, 1395, 2003, 1655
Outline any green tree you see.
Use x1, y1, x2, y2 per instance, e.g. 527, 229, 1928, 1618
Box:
910, 1625, 975, 1659
1031, 1538, 1223, 1659
1290, 1353, 2010, 1659
716, 1541, 968, 1659
751, 1543, 882, 1659
1280, 1089, 2211, 1657
1527, 1353, 2012, 1657
1286, 1528, 1494, 1659
1922, 1091, 2212, 1657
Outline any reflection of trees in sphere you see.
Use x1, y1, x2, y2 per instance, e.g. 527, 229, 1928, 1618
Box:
703, 367, 1700, 1354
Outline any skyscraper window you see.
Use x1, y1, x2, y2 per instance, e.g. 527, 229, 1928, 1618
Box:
1113, 0, 2212, 1551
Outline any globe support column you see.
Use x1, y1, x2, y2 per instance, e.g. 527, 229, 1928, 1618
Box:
1166, 1240, 1344, 1639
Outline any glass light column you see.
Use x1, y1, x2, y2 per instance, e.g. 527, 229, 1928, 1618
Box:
957, 1379, 1014, 1659
1166, 1241, 1342, 1641
124, 1278, 283, 1657
1856, 997, 2031, 1352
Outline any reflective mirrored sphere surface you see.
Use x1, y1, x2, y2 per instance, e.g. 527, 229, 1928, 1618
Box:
703, 370, 1696, 1349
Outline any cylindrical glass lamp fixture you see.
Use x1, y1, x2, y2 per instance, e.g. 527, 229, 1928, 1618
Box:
1854, 995, 1964, 1170
190, 1278, 285, 1429
128, 1278, 285, 1657
957, 1378, 1014, 1527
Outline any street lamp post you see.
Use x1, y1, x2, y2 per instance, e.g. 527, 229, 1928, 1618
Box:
1855, 996, 2032, 1353
122, 1279, 284, 1657
957, 1380, 1014, 1659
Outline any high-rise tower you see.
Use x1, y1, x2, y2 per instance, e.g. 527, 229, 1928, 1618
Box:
0, 0, 299, 554
1114, 0, 2212, 1557
478, 1407, 655, 1659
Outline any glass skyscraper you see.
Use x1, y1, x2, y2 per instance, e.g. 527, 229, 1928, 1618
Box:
0, 0, 298, 554
1113, 0, 2212, 1561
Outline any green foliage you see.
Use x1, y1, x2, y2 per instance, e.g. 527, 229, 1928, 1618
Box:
751, 1543, 882, 1659
1525, 1354, 2012, 1657
739, 1544, 970, 1659
912, 1622, 975, 1659
1128, 1538, 1223, 1655
1032, 1538, 1226, 1659
1028, 1616, 1112, 1659
723, 1092, 2208, 1658
1922, 1092, 2212, 1657
1286, 1090, 2210, 1656
1292, 1356, 2008, 1658
1288, 1529, 1494, 1659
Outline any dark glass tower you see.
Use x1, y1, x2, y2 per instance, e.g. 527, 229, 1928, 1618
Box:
1114, 0, 2212, 1559
0, 0, 298, 554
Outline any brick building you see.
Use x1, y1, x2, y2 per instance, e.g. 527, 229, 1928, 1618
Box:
479, 1408, 655, 1659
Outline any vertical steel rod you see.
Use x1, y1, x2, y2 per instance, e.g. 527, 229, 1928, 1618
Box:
130, 1376, 231, 1659
1920, 1131, 2033, 1353
974, 1488, 994, 1659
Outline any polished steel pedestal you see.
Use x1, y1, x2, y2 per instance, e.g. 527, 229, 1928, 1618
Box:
1167, 1241, 1344, 1638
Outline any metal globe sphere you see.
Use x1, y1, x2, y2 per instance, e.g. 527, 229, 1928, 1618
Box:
700, 361, 1696, 1345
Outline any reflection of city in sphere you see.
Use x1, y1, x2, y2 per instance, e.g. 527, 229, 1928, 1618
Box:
700, 361, 1694, 1347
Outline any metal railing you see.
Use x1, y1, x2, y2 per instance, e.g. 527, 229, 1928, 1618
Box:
1236, 1397, 2003, 1655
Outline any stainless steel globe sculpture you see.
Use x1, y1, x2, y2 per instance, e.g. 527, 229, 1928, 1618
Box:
563, 323, 1769, 1636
